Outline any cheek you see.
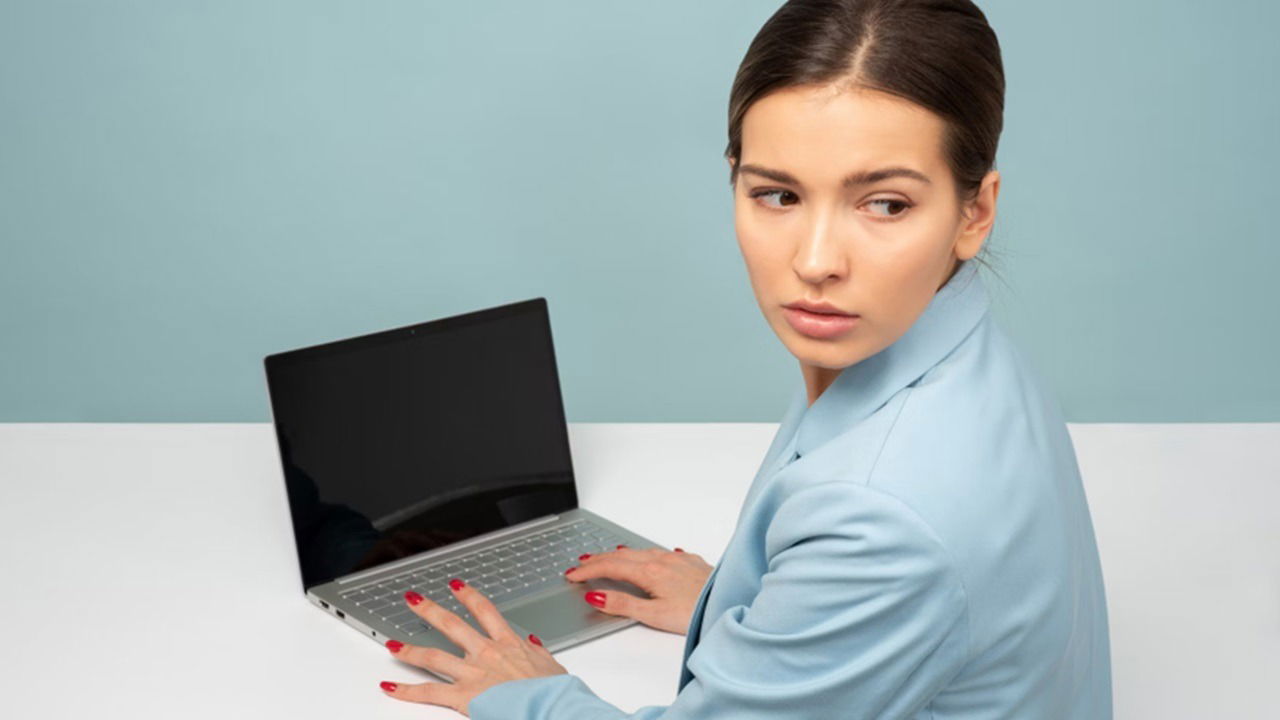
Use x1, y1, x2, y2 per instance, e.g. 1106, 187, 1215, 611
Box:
860, 243, 946, 333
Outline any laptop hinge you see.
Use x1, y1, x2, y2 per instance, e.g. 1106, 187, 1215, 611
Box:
334, 513, 564, 585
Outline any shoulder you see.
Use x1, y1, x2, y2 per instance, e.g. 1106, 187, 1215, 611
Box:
778, 314, 1062, 497
866, 315, 1078, 534
767, 312, 1074, 580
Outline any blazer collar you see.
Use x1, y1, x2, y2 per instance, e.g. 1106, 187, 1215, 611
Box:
793, 259, 991, 459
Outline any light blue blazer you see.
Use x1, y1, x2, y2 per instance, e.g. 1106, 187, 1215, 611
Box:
470, 259, 1112, 719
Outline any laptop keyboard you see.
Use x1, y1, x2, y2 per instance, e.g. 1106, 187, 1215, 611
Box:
337, 518, 628, 636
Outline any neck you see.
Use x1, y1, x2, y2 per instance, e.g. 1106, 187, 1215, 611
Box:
801, 363, 843, 407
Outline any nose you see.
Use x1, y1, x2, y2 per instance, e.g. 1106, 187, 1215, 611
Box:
792, 207, 846, 285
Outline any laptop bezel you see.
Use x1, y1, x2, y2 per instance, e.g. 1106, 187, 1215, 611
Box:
261, 296, 582, 594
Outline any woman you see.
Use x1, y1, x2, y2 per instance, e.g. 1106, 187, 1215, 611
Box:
377, 0, 1112, 716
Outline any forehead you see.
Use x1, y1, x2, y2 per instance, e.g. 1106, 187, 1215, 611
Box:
740, 84, 947, 179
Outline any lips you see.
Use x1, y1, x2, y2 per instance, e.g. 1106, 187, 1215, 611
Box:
784, 300, 857, 316
782, 305, 860, 340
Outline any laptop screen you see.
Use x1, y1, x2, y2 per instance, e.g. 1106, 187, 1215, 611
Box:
264, 298, 578, 590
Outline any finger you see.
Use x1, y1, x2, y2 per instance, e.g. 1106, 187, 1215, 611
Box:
571, 546, 652, 569
379, 678, 465, 710
608, 544, 662, 556
446, 578, 522, 645
403, 591, 486, 656
384, 639, 471, 680
572, 545, 660, 564
584, 588, 653, 618
564, 555, 653, 589
527, 632, 556, 658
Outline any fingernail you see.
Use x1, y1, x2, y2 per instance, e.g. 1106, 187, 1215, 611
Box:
384, 639, 404, 653
380, 681, 397, 692
564, 566, 577, 575
578, 553, 591, 561
585, 591, 606, 608
528, 633, 543, 646
675, 547, 684, 552
448, 578, 465, 591
616, 544, 627, 549
404, 591, 423, 606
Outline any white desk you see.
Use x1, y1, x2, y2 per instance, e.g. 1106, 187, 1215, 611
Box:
1, 423, 1276, 718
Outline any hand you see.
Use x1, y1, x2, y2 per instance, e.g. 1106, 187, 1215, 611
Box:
378, 579, 568, 716
565, 545, 714, 635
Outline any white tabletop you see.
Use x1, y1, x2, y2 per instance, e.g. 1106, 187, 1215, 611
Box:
0, 423, 1276, 719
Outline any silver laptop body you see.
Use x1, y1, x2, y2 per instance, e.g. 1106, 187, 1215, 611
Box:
263, 298, 665, 674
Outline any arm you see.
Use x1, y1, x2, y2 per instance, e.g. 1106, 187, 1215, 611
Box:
467, 481, 972, 719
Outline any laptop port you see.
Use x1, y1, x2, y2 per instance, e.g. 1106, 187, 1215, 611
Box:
320, 600, 330, 609
335, 609, 345, 619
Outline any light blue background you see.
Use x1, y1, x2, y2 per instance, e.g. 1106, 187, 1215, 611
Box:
2, 0, 1276, 422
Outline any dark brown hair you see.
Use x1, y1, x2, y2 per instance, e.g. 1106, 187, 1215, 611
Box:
726, 0, 1006, 275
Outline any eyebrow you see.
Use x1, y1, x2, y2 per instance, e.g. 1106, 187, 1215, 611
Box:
737, 163, 932, 188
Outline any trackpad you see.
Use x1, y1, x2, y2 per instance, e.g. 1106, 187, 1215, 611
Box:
503, 582, 637, 640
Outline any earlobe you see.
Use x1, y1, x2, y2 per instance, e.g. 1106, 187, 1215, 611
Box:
957, 220, 990, 261
956, 234, 984, 261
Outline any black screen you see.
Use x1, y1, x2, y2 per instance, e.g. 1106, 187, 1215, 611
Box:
265, 298, 578, 590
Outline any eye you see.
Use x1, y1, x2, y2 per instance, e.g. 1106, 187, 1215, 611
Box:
748, 188, 799, 209
865, 198, 913, 219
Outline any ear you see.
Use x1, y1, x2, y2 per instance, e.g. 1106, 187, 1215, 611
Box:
955, 169, 1000, 261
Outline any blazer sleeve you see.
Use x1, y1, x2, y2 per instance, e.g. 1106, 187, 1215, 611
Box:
467, 481, 972, 720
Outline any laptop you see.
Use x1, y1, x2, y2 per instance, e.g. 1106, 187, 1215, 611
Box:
263, 297, 665, 670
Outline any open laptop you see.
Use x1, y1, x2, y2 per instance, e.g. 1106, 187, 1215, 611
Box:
263, 297, 665, 669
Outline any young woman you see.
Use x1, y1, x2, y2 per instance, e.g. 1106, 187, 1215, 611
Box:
376, 1, 1112, 717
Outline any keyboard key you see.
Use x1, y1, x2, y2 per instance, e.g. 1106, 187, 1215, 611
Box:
382, 609, 415, 624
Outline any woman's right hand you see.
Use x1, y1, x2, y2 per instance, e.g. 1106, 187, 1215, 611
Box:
563, 546, 714, 635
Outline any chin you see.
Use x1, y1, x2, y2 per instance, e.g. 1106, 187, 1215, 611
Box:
781, 331, 870, 369
800, 347, 868, 370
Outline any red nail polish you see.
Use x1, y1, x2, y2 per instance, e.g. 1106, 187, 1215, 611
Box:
528, 633, 543, 646
404, 591, 423, 606
564, 567, 577, 575
448, 578, 465, 591
578, 553, 591, 561
675, 547, 684, 552
384, 640, 404, 653
585, 591, 606, 608
380, 681, 397, 692
616, 544, 627, 549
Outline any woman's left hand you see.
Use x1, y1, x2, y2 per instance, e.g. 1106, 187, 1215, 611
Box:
378, 579, 569, 716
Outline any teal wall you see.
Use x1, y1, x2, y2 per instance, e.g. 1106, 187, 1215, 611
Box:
2, 0, 1276, 422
